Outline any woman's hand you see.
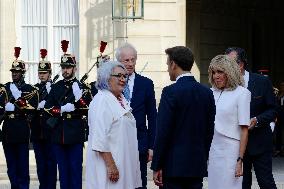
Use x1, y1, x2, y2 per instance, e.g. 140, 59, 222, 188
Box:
107, 164, 119, 183
99, 152, 120, 183
235, 160, 243, 177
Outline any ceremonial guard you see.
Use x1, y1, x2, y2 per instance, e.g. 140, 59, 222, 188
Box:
89, 81, 98, 97
30, 49, 57, 189
89, 54, 110, 97
44, 40, 92, 189
2, 47, 39, 189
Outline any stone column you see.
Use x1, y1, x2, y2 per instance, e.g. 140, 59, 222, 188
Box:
0, 0, 16, 83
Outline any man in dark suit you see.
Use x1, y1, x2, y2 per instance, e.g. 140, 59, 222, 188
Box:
116, 43, 157, 189
151, 46, 215, 189
225, 47, 278, 189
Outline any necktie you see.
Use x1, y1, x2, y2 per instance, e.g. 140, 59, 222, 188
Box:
123, 82, 131, 102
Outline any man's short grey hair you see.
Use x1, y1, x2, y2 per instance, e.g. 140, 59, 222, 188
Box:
115, 43, 137, 62
96, 60, 126, 90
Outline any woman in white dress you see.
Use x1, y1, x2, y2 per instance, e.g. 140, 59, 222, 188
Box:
86, 61, 142, 189
207, 55, 251, 189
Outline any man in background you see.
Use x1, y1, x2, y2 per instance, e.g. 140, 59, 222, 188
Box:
225, 47, 278, 189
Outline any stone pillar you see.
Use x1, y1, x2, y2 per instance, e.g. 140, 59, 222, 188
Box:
0, 0, 16, 83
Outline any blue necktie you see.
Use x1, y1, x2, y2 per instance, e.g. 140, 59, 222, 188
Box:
123, 82, 131, 102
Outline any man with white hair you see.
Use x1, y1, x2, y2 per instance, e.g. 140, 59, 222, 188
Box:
116, 43, 157, 189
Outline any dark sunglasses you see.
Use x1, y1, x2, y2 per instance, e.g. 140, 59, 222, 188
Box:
111, 73, 129, 80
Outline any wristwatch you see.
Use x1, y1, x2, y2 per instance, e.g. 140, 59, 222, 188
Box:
237, 156, 243, 162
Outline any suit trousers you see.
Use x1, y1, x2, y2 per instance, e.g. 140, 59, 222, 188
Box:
136, 152, 148, 189
242, 151, 277, 189
162, 177, 203, 189
33, 142, 57, 189
53, 143, 83, 189
3, 142, 30, 189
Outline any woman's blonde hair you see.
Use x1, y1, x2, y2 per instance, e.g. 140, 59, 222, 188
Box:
208, 55, 244, 90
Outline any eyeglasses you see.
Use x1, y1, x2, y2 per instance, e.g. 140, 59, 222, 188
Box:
111, 73, 129, 80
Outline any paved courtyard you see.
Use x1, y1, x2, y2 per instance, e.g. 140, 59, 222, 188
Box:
0, 147, 283, 188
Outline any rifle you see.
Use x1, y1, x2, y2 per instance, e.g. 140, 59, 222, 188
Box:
139, 62, 149, 74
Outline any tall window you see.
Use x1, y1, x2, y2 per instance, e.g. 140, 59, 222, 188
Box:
16, 0, 79, 84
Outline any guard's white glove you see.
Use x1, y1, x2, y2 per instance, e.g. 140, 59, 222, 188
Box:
10, 83, 22, 100
61, 103, 75, 113
270, 122, 275, 132
46, 82, 51, 94
5, 102, 15, 111
72, 82, 83, 102
37, 100, 46, 110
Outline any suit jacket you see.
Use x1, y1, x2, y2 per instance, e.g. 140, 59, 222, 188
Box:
151, 76, 215, 177
246, 73, 277, 155
130, 73, 157, 153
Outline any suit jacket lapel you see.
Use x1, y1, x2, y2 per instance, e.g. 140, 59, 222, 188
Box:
248, 72, 255, 91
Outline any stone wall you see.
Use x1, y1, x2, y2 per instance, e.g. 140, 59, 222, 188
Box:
0, 0, 186, 103
80, 0, 186, 102
0, 0, 16, 83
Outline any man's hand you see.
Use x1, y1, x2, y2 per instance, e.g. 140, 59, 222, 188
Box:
72, 82, 83, 102
46, 82, 51, 94
60, 103, 75, 113
248, 117, 257, 130
37, 100, 46, 110
153, 170, 163, 187
147, 149, 153, 162
5, 102, 15, 111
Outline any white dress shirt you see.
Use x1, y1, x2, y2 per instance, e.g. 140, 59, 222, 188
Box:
244, 70, 249, 88
176, 72, 193, 81
127, 73, 135, 100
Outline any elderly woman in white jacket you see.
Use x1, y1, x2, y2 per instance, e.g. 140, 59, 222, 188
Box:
207, 55, 250, 189
86, 61, 141, 189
